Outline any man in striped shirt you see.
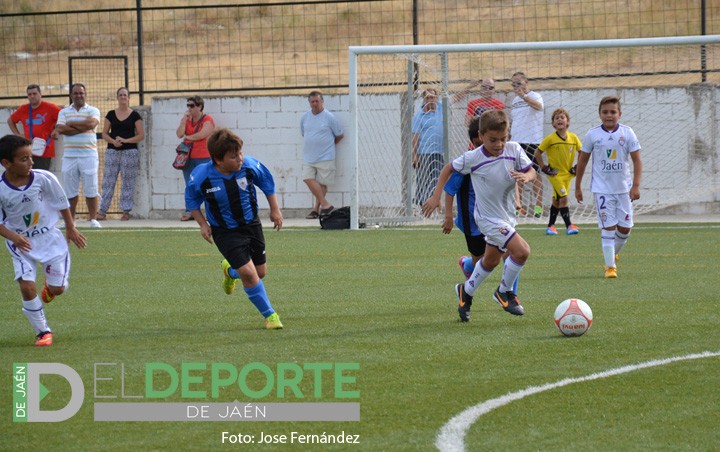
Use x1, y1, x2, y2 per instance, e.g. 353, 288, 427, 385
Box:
56, 83, 102, 228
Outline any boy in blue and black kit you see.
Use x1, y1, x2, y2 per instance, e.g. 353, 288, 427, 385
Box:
185, 128, 284, 329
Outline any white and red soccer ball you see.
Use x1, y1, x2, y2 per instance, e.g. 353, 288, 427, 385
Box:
554, 298, 593, 337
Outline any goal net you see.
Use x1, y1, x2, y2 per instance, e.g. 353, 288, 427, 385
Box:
348, 36, 720, 229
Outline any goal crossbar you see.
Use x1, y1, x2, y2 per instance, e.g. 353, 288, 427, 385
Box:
348, 35, 720, 229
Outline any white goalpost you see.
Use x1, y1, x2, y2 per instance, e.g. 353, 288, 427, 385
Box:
348, 35, 720, 229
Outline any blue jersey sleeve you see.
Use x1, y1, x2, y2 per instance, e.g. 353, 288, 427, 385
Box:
244, 156, 276, 197
444, 171, 464, 196
184, 165, 206, 211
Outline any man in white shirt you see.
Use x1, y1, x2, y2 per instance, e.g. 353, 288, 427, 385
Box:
510, 71, 545, 217
56, 83, 102, 228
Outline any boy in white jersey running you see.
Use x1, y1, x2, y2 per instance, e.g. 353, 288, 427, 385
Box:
423, 110, 536, 319
0, 135, 86, 346
575, 96, 642, 279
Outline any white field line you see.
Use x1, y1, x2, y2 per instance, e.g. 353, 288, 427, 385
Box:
436, 350, 720, 452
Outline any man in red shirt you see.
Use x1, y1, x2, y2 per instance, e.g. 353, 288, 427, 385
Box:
453, 78, 505, 128
7, 84, 61, 170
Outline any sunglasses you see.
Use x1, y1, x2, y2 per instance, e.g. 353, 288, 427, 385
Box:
481, 85, 495, 90
186, 104, 196, 108
511, 82, 523, 87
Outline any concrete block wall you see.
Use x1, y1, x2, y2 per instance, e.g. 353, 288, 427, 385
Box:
149, 94, 351, 218
1, 86, 718, 218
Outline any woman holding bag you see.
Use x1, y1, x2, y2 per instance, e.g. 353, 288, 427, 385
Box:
176, 95, 215, 221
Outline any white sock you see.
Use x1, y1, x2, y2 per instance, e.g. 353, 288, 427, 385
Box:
22, 297, 50, 335
499, 257, 524, 293
601, 231, 616, 268
615, 230, 630, 255
464, 259, 493, 296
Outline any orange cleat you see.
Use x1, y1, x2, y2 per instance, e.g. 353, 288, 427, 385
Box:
35, 331, 53, 346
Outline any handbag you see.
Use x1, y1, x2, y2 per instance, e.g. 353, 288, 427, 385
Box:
172, 146, 191, 169
31, 137, 49, 157
172, 114, 204, 170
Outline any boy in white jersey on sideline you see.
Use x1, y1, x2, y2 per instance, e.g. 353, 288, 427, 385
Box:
574, 95, 642, 279
423, 110, 536, 318
0, 135, 87, 346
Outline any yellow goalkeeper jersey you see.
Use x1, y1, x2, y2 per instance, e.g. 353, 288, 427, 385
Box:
537, 131, 582, 173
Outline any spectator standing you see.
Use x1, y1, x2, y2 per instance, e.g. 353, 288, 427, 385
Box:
510, 71, 545, 217
452, 78, 505, 127
176, 95, 215, 221
412, 88, 445, 206
55, 83, 102, 227
7, 84, 61, 171
98, 88, 144, 221
300, 90, 344, 219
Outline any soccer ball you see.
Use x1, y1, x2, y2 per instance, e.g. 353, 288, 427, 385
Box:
554, 298, 593, 337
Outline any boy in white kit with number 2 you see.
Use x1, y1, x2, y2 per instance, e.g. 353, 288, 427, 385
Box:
574, 95, 642, 279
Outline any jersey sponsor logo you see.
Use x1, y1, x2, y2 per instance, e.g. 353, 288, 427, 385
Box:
23, 211, 40, 228
605, 149, 617, 159
237, 177, 248, 191
205, 186, 221, 194
601, 159, 624, 171
17, 226, 50, 238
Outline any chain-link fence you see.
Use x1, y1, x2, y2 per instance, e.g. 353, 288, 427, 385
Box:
1, 0, 719, 214
1, 0, 719, 106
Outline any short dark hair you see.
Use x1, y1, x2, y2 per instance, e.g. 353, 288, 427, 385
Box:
468, 116, 480, 141
26, 84, 41, 93
70, 83, 86, 93
187, 95, 205, 111
308, 90, 323, 100
479, 110, 509, 134
117, 87, 130, 96
207, 128, 244, 163
0, 134, 32, 162
599, 95, 621, 112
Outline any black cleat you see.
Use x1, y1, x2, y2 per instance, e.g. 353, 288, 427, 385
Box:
493, 287, 525, 316
455, 283, 473, 322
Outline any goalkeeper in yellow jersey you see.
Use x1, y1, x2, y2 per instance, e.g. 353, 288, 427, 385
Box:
534, 108, 582, 235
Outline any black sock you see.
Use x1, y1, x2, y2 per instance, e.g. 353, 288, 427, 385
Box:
560, 207, 571, 227
548, 206, 559, 227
